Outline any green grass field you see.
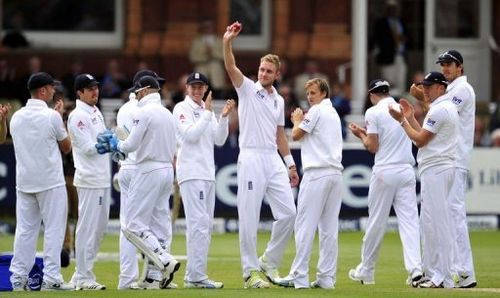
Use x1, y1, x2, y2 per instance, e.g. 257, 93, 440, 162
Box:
2, 231, 500, 297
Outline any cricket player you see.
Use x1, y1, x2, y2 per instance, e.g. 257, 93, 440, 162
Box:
435, 50, 477, 288
116, 69, 172, 290
68, 74, 111, 290
278, 78, 343, 289
223, 22, 299, 288
98, 75, 180, 289
173, 72, 235, 288
9, 72, 73, 291
389, 71, 458, 288
348, 79, 422, 286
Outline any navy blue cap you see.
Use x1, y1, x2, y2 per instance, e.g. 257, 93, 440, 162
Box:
133, 75, 160, 93
418, 71, 448, 87
186, 72, 209, 85
367, 79, 390, 93
435, 50, 463, 65
74, 73, 99, 91
27, 72, 56, 91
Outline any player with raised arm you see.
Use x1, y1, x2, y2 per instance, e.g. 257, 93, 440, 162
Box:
223, 22, 298, 289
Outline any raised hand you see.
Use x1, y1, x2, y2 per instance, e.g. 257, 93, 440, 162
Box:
388, 103, 404, 122
221, 99, 236, 117
410, 84, 425, 102
291, 108, 304, 125
349, 123, 366, 139
53, 99, 64, 116
399, 98, 414, 119
223, 21, 242, 41
0, 103, 11, 120
204, 91, 213, 111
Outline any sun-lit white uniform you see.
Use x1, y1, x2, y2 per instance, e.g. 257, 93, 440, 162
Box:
446, 75, 476, 281
287, 98, 343, 289
116, 97, 139, 289
68, 99, 111, 285
117, 92, 176, 267
173, 95, 229, 283
9, 99, 69, 286
418, 94, 459, 288
235, 76, 296, 278
352, 97, 422, 282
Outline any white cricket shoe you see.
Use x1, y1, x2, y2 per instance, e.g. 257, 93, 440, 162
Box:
244, 270, 270, 289
159, 260, 180, 289
41, 281, 74, 291
310, 280, 335, 289
11, 280, 29, 292
258, 255, 281, 284
274, 274, 295, 288
118, 282, 143, 290
184, 279, 224, 289
76, 281, 106, 290
406, 270, 424, 287
457, 275, 477, 288
348, 269, 375, 285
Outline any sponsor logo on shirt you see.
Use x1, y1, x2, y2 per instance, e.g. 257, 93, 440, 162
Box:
193, 111, 200, 118
274, 99, 277, 109
133, 119, 139, 125
91, 117, 98, 125
199, 191, 204, 200
248, 181, 253, 190
452, 96, 462, 105
256, 91, 265, 100
302, 118, 310, 125
426, 118, 436, 127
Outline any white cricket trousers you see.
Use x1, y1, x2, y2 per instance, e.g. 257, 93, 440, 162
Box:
180, 179, 216, 282
356, 166, 421, 280
450, 168, 476, 279
73, 187, 110, 284
380, 54, 407, 95
10, 186, 68, 285
118, 168, 139, 288
237, 148, 296, 278
420, 166, 455, 288
289, 170, 342, 288
125, 166, 173, 265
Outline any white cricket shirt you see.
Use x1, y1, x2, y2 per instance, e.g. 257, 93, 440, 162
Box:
117, 93, 176, 172
298, 98, 343, 172
365, 97, 415, 169
68, 100, 111, 188
10, 99, 67, 193
173, 96, 229, 184
116, 97, 138, 169
235, 77, 284, 150
446, 75, 475, 170
417, 94, 459, 174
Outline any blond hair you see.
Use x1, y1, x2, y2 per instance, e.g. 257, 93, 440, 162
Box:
305, 78, 330, 98
260, 54, 281, 72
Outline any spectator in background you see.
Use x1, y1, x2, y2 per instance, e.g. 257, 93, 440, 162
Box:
62, 60, 84, 101
474, 117, 490, 147
0, 59, 17, 99
189, 20, 225, 97
370, 0, 408, 96
278, 84, 299, 129
491, 129, 500, 147
293, 60, 329, 106
2, 10, 29, 49
100, 59, 128, 98
16, 56, 42, 104
330, 81, 351, 139
0, 103, 11, 143
171, 74, 189, 105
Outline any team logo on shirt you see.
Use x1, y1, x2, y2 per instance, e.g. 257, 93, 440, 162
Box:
451, 96, 462, 105
77, 120, 85, 129
199, 191, 204, 200
248, 181, 253, 190
179, 114, 186, 123
426, 118, 436, 126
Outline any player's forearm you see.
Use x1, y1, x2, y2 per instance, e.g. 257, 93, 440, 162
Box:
223, 40, 243, 87
406, 115, 421, 131
214, 116, 229, 146
401, 120, 427, 147
183, 111, 212, 142
277, 128, 291, 157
